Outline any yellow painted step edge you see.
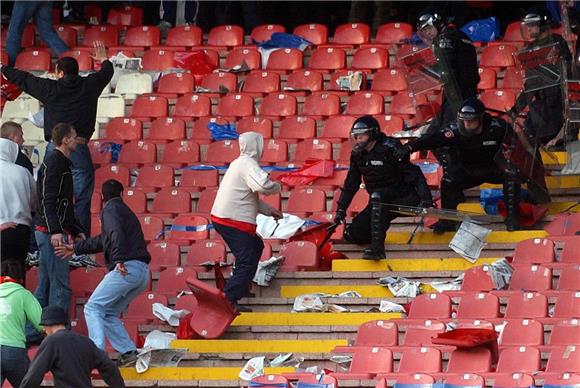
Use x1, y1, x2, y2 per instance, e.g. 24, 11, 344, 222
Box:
230, 312, 401, 326
540, 150, 566, 165
120, 366, 294, 381
279, 284, 440, 298
332, 257, 498, 272
171, 339, 348, 353
385, 230, 546, 244
481, 175, 579, 189
458, 202, 580, 215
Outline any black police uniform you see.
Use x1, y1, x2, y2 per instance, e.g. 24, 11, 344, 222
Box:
337, 132, 433, 253
406, 114, 520, 228
516, 33, 572, 145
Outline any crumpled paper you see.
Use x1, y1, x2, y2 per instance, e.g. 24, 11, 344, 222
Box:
429, 277, 463, 292
449, 220, 492, 262
270, 353, 303, 368
330, 355, 352, 371
379, 300, 407, 313
335, 71, 363, 91
256, 213, 305, 240
253, 256, 285, 286
239, 356, 265, 381
292, 292, 361, 312
377, 276, 421, 297
488, 257, 514, 290
152, 303, 190, 327
135, 330, 187, 373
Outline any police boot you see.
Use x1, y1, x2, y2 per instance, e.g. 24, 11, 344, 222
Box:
504, 179, 521, 232
432, 220, 460, 234
362, 192, 386, 260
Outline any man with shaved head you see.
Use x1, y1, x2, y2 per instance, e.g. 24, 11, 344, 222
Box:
0, 121, 32, 175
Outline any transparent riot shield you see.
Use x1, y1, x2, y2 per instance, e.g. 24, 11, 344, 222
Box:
514, 41, 565, 93
396, 44, 443, 95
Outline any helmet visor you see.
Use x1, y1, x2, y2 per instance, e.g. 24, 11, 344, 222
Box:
520, 16, 542, 40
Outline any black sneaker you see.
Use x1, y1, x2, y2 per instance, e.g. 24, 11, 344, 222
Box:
362, 248, 386, 260
431, 220, 459, 234
117, 350, 139, 367
233, 304, 253, 313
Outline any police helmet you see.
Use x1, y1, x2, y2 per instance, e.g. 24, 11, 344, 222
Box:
522, 6, 552, 28
351, 115, 381, 141
457, 98, 485, 136
417, 9, 445, 32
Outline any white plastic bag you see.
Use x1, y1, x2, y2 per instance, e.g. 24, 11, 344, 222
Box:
152, 303, 190, 327
239, 356, 265, 381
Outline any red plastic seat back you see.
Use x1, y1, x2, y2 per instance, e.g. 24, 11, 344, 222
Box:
285, 70, 323, 93
158, 72, 195, 95
237, 117, 273, 138
505, 292, 548, 318
398, 347, 442, 373
149, 117, 186, 142
122, 188, 147, 214
279, 241, 320, 271
205, 140, 240, 164
501, 319, 544, 346
147, 241, 181, 271
200, 72, 237, 93
125, 292, 168, 319
251, 375, 289, 387
123, 26, 160, 47
261, 139, 288, 163
196, 188, 218, 214
546, 346, 580, 373
166, 25, 202, 47
447, 347, 492, 373
179, 169, 219, 188
52, 25, 78, 48
403, 320, 446, 346
118, 140, 157, 165
186, 240, 227, 267
293, 139, 333, 161
130, 95, 168, 119
502, 67, 525, 90
107, 6, 143, 27
260, 93, 297, 117
142, 49, 175, 71
174, 94, 212, 118
351, 47, 389, 70
105, 117, 142, 141
242, 71, 281, 95
277, 116, 315, 139
408, 293, 452, 319
504, 21, 525, 43
162, 140, 200, 165
456, 292, 500, 319
70, 267, 107, 297
478, 67, 497, 90
461, 265, 495, 291
321, 115, 357, 140
286, 188, 327, 213
349, 347, 393, 374
513, 238, 555, 264
83, 25, 119, 47
492, 373, 535, 388
497, 346, 541, 373
374, 114, 405, 135
251, 24, 286, 42
508, 264, 552, 291
480, 89, 516, 113
302, 93, 340, 117
208, 25, 244, 47
308, 47, 346, 71
157, 267, 198, 295
293, 24, 328, 45
216, 94, 254, 117
376, 22, 413, 45
333, 23, 370, 45
138, 215, 164, 241
224, 48, 261, 70
15, 50, 51, 71
345, 92, 384, 115
95, 165, 130, 188
354, 320, 398, 346
152, 188, 191, 214
266, 48, 303, 71
558, 264, 580, 290
445, 374, 485, 388
372, 69, 408, 93
550, 319, 580, 345
480, 44, 517, 69
166, 215, 210, 241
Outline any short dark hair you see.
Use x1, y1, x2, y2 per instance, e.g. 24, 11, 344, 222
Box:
0, 121, 22, 139
1, 260, 24, 282
55, 57, 79, 76
102, 179, 124, 202
51, 123, 75, 146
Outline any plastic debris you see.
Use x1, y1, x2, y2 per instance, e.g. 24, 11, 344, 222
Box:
239, 356, 266, 381
152, 303, 190, 327
253, 256, 285, 286
449, 220, 492, 262
257, 213, 306, 240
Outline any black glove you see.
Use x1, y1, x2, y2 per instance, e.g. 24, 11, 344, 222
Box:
333, 208, 347, 225
393, 144, 412, 161
419, 200, 435, 209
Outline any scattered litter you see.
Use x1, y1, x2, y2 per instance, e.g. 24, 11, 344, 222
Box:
304, 366, 318, 374
488, 258, 514, 290
377, 276, 421, 297
257, 213, 306, 240
136, 331, 187, 373
239, 356, 265, 381
378, 300, 406, 313
335, 71, 363, 91
292, 292, 361, 312
109, 52, 142, 88
449, 220, 492, 262
329, 355, 352, 371
152, 303, 190, 327
429, 276, 463, 292
253, 256, 285, 286
270, 353, 304, 368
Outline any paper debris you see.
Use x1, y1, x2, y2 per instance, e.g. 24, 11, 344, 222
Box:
379, 300, 406, 313
239, 356, 265, 381
152, 303, 190, 327
449, 220, 492, 262
253, 256, 285, 286
377, 276, 421, 297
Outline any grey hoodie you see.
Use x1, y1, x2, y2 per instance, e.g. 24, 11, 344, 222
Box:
0, 138, 36, 225
211, 132, 281, 224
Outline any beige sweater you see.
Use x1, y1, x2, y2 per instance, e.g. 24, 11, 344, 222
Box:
211, 132, 281, 224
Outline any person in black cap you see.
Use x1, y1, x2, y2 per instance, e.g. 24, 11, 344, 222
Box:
19, 306, 125, 388
333, 116, 433, 260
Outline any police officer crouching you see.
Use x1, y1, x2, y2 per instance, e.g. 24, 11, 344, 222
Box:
334, 116, 433, 260
394, 98, 521, 233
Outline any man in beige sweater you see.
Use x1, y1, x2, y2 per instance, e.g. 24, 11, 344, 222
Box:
211, 132, 282, 312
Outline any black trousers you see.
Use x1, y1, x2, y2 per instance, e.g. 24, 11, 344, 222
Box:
441, 164, 506, 210
1, 224, 30, 280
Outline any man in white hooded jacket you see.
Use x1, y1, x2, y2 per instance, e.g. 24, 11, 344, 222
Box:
211, 132, 282, 312
0, 138, 37, 278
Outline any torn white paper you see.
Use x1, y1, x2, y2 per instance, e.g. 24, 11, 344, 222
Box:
379, 300, 406, 313
256, 213, 305, 240
253, 256, 285, 286
152, 303, 190, 327
488, 258, 514, 290
449, 220, 492, 262
377, 276, 421, 297
136, 348, 187, 374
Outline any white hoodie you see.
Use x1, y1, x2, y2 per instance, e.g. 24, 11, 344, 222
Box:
211, 132, 281, 224
0, 138, 36, 226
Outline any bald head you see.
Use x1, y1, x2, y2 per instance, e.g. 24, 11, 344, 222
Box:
0, 121, 24, 146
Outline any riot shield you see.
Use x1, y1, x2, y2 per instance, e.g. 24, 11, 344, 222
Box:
396, 44, 443, 95
514, 41, 564, 93
381, 203, 503, 224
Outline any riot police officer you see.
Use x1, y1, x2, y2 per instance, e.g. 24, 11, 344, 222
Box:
394, 98, 521, 233
334, 116, 433, 260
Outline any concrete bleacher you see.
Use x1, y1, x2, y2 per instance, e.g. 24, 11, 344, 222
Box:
2, 5, 580, 387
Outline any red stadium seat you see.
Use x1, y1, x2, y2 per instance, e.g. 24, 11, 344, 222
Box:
558, 265, 580, 290
122, 26, 160, 49
376, 22, 413, 45
374, 114, 405, 135
157, 73, 195, 97
402, 320, 446, 346
50, 25, 78, 48
398, 347, 442, 373
333, 347, 393, 379
161, 140, 200, 167
70, 268, 107, 297
371, 69, 408, 95
302, 92, 341, 118
513, 238, 555, 264
204, 140, 240, 164
293, 24, 328, 45
95, 165, 130, 188
331, 188, 368, 216
298, 374, 337, 387
477, 67, 497, 90
82, 25, 119, 47
15, 50, 51, 72
480, 89, 516, 113
502, 67, 524, 90
279, 241, 320, 271
313, 170, 348, 190
118, 140, 157, 166
389, 91, 429, 117
259, 93, 297, 118
106, 6, 143, 27
353, 320, 398, 347
501, 319, 544, 346
216, 94, 254, 118
461, 265, 495, 291
164, 25, 202, 48
59, 50, 93, 72
351, 47, 389, 70
130, 95, 168, 121
260, 192, 281, 210
508, 265, 552, 291
251, 24, 285, 42
191, 117, 225, 143
148, 117, 186, 143
444, 374, 484, 388
151, 188, 192, 216
285, 70, 323, 95
208, 25, 244, 47
196, 188, 218, 214
266, 48, 303, 72
504, 292, 548, 318
147, 241, 181, 272
261, 139, 289, 164
174, 94, 212, 119
242, 71, 280, 96
480, 44, 518, 69
546, 346, 580, 373
224, 48, 261, 71
447, 347, 492, 373
125, 292, 168, 320
496, 346, 541, 373
135, 164, 174, 190
156, 267, 198, 295
504, 21, 525, 44
492, 373, 535, 388
1, 24, 35, 48
321, 115, 357, 141
286, 188, 327, 213
345, 92, 384, 115
327, 69, 366, 96
408, 293, 451, 319
237, 117, 273, 138
308, 47, 346, 71
250, 375, 289, 388
293, 139, 333, 161
123, 189, 147, 214
550, 319, 580, 345
179, 169, 219, 189
141, 49, 175, 71
200, 71, 237, 94
543, 373, 580, 388
185, 240, 227, 267
277, 116, 315, 141
166, 215, 210, 243
91, 192, 102, 214
104, 117, 142, 141
456, 292, 500, 319
333, 23, 370, 46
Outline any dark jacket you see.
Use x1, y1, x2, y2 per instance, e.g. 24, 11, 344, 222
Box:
337, 133, 432, 211
16, 148, 33, 175
74, 197, 151, 270
35, 149, 84, 236
408, 114, 509, 167
19, 329, 125, 388
1, 61, 113, 141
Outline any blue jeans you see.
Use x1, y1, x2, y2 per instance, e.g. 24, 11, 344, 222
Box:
45, 142, 95, 236
6, 1, 69, 65
213, 223, 264, 304
84, 260, 150, 353
34, 231, 71, 314
0, 345, 30, 387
